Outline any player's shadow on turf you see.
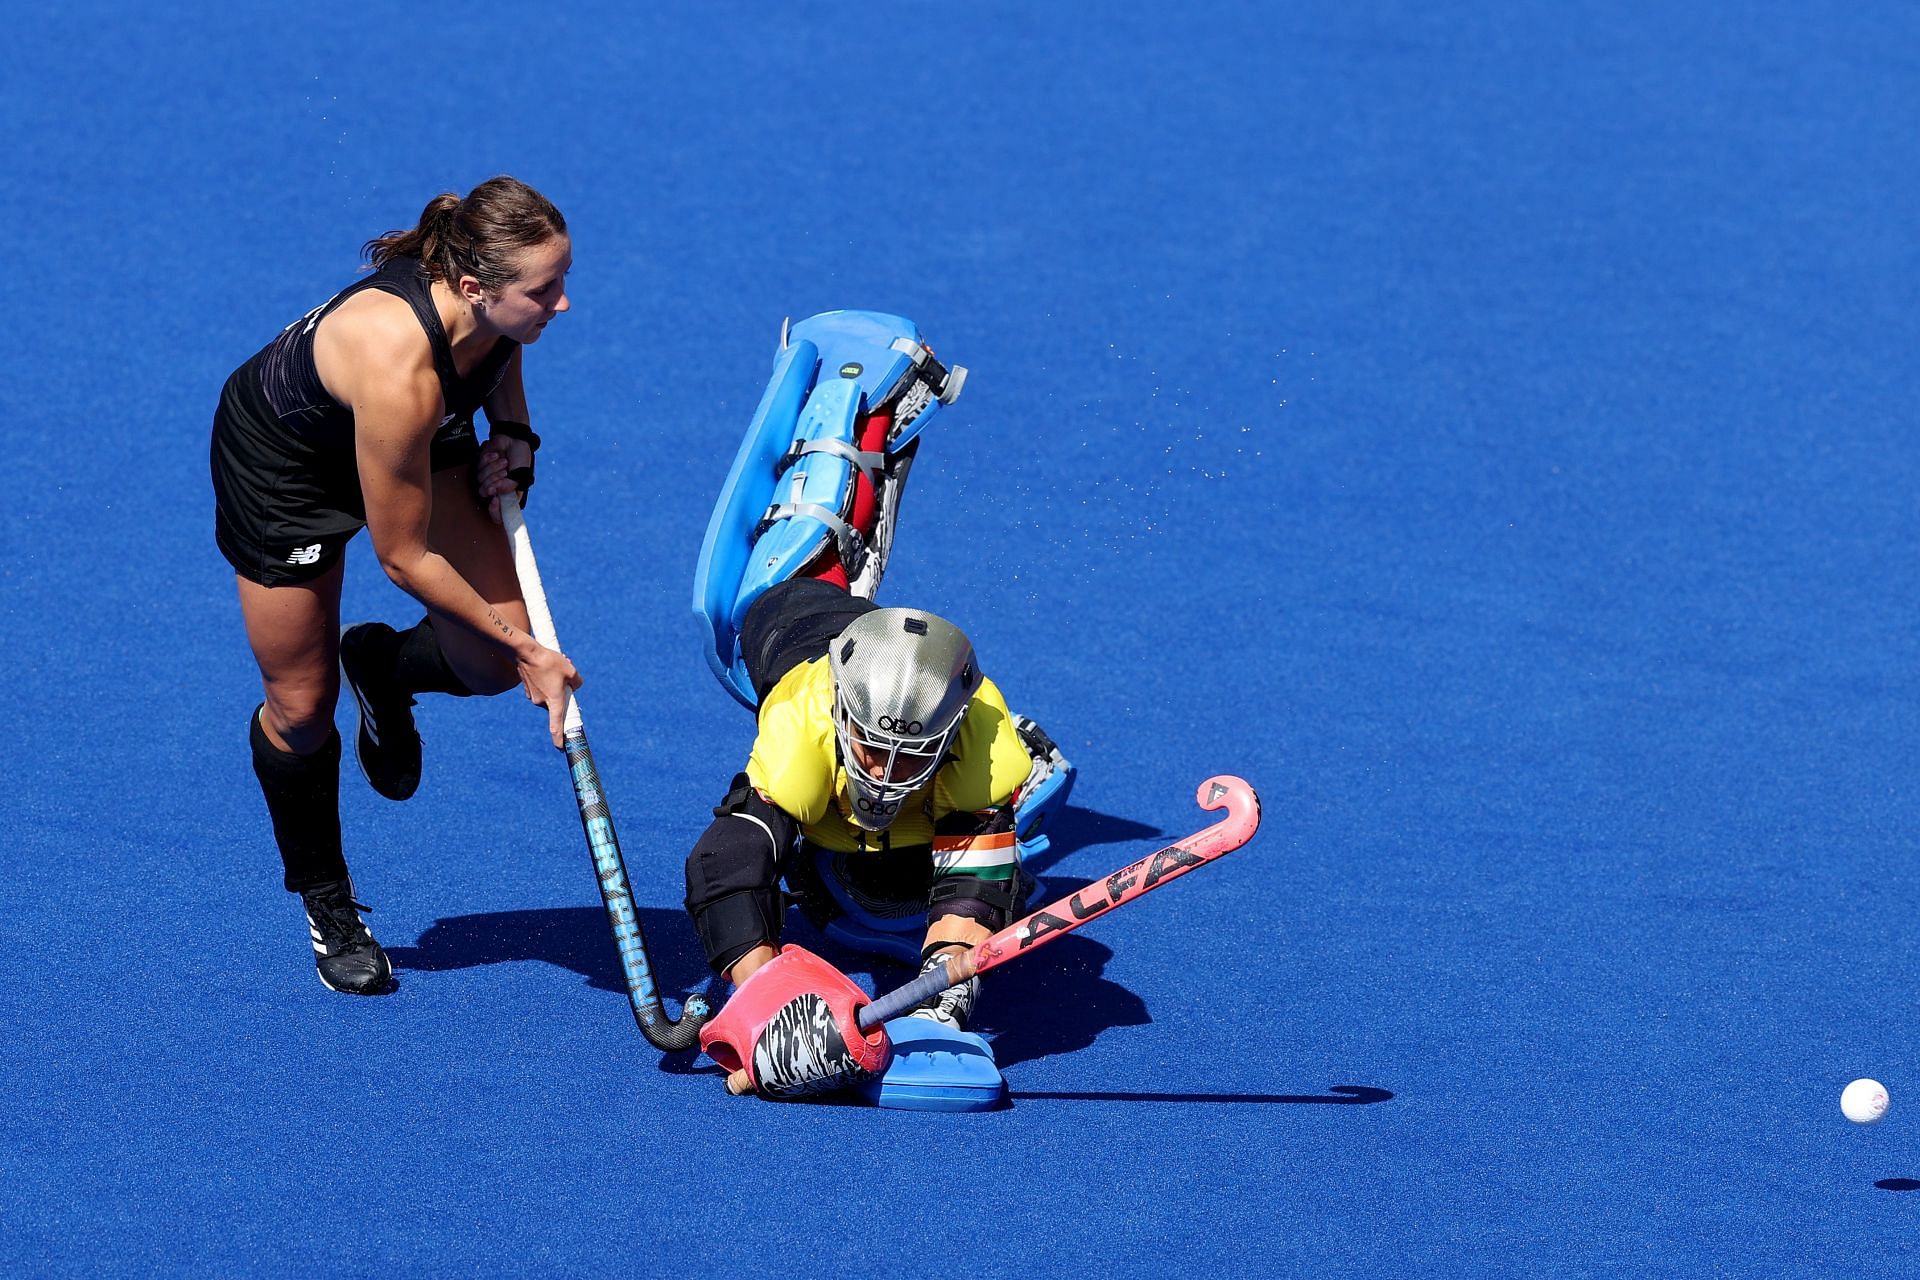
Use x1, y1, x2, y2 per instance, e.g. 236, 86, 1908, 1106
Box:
789, 876, 1152, 1071
1876, 1178, 1920, 1192
388, 906, 723, 1074
1012, 1086, 1394, 1105
386, 860, 1171, 1077
1022, 805, 1164, 877
387, 905, 717, 1002
382, 901, 1145, 1075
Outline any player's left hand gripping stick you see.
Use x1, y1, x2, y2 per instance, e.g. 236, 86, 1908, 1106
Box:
717, 775, 1261, 1096
501, 501, 713, 1052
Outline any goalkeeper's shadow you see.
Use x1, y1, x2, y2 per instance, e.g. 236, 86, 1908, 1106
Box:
1020, 804, 1166, 878
384, 867, 1163, 1077
793, 877, 1150, 1073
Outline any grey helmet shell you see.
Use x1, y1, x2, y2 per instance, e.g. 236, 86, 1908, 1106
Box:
828, 608, 979, 831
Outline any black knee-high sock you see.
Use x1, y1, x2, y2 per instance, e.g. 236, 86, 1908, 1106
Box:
250, 708, 348, 893
387, 616, 474, 698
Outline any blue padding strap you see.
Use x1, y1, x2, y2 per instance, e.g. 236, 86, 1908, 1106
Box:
1014, 751, 1076, 864
733, 377, 867, 626
822, 919, 923, 967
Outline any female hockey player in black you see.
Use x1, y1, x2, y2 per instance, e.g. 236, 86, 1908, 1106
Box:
211, 176, 581, 995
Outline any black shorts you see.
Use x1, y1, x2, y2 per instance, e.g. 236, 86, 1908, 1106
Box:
738, 578, 879, 703
211, 367, 481, 587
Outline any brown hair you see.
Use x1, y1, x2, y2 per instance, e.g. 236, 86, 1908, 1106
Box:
363, 176, 567, 291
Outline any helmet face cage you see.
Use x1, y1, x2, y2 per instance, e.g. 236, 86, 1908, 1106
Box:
832, 698, 963, 830
827, 608, 978, 832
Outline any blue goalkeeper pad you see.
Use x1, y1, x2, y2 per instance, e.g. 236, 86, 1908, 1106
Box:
693, 310, 963, 708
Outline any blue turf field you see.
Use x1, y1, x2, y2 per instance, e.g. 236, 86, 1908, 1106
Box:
6, 2, 1920, 1274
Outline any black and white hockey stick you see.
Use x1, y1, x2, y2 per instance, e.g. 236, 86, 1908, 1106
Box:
501, 501, 712, 1052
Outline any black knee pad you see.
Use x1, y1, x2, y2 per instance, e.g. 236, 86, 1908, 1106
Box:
684, 777, 798, 975
927, 872, 1028, 932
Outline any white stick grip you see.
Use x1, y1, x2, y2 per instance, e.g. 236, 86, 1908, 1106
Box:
500, 501, 582, 736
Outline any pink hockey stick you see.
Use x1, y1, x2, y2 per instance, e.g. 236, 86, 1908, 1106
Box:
859, 774, 1261, 1027
721, 775, 1260, 1094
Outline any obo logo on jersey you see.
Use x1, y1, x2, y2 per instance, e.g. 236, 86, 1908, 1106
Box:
855, 794, 900, 816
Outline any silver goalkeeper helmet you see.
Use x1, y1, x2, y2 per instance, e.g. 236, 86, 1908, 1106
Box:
828, 608, 979, 832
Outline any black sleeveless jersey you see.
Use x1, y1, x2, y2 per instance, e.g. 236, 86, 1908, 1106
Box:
218, 257, 516, 510
211, 256, 519, 584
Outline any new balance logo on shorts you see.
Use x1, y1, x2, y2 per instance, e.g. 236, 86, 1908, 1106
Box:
286, 543, 323, 565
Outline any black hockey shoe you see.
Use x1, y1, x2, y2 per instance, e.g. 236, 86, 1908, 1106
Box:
301, 881, 393, 995
339, 622, 421, 801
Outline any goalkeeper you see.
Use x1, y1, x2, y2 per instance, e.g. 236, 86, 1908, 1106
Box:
684, 312, 1071, 1095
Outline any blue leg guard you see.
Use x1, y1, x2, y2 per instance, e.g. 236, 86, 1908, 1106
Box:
693, 311, 966, 708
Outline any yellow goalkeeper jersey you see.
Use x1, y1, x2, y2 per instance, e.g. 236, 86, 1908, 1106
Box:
746, 655, 1032, 863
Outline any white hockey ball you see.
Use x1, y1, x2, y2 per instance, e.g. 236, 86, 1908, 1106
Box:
1841, 1078, 1890, 1125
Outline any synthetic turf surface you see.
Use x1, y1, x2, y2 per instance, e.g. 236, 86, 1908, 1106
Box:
5, 3, 1918, 1275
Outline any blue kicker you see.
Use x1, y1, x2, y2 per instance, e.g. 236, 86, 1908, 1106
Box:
860, 1016, 1007, 1112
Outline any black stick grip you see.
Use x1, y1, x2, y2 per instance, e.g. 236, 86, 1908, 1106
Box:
859, 962, 957, 1030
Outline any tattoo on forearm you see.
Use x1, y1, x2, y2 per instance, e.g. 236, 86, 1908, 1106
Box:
486, 607, 517, 642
